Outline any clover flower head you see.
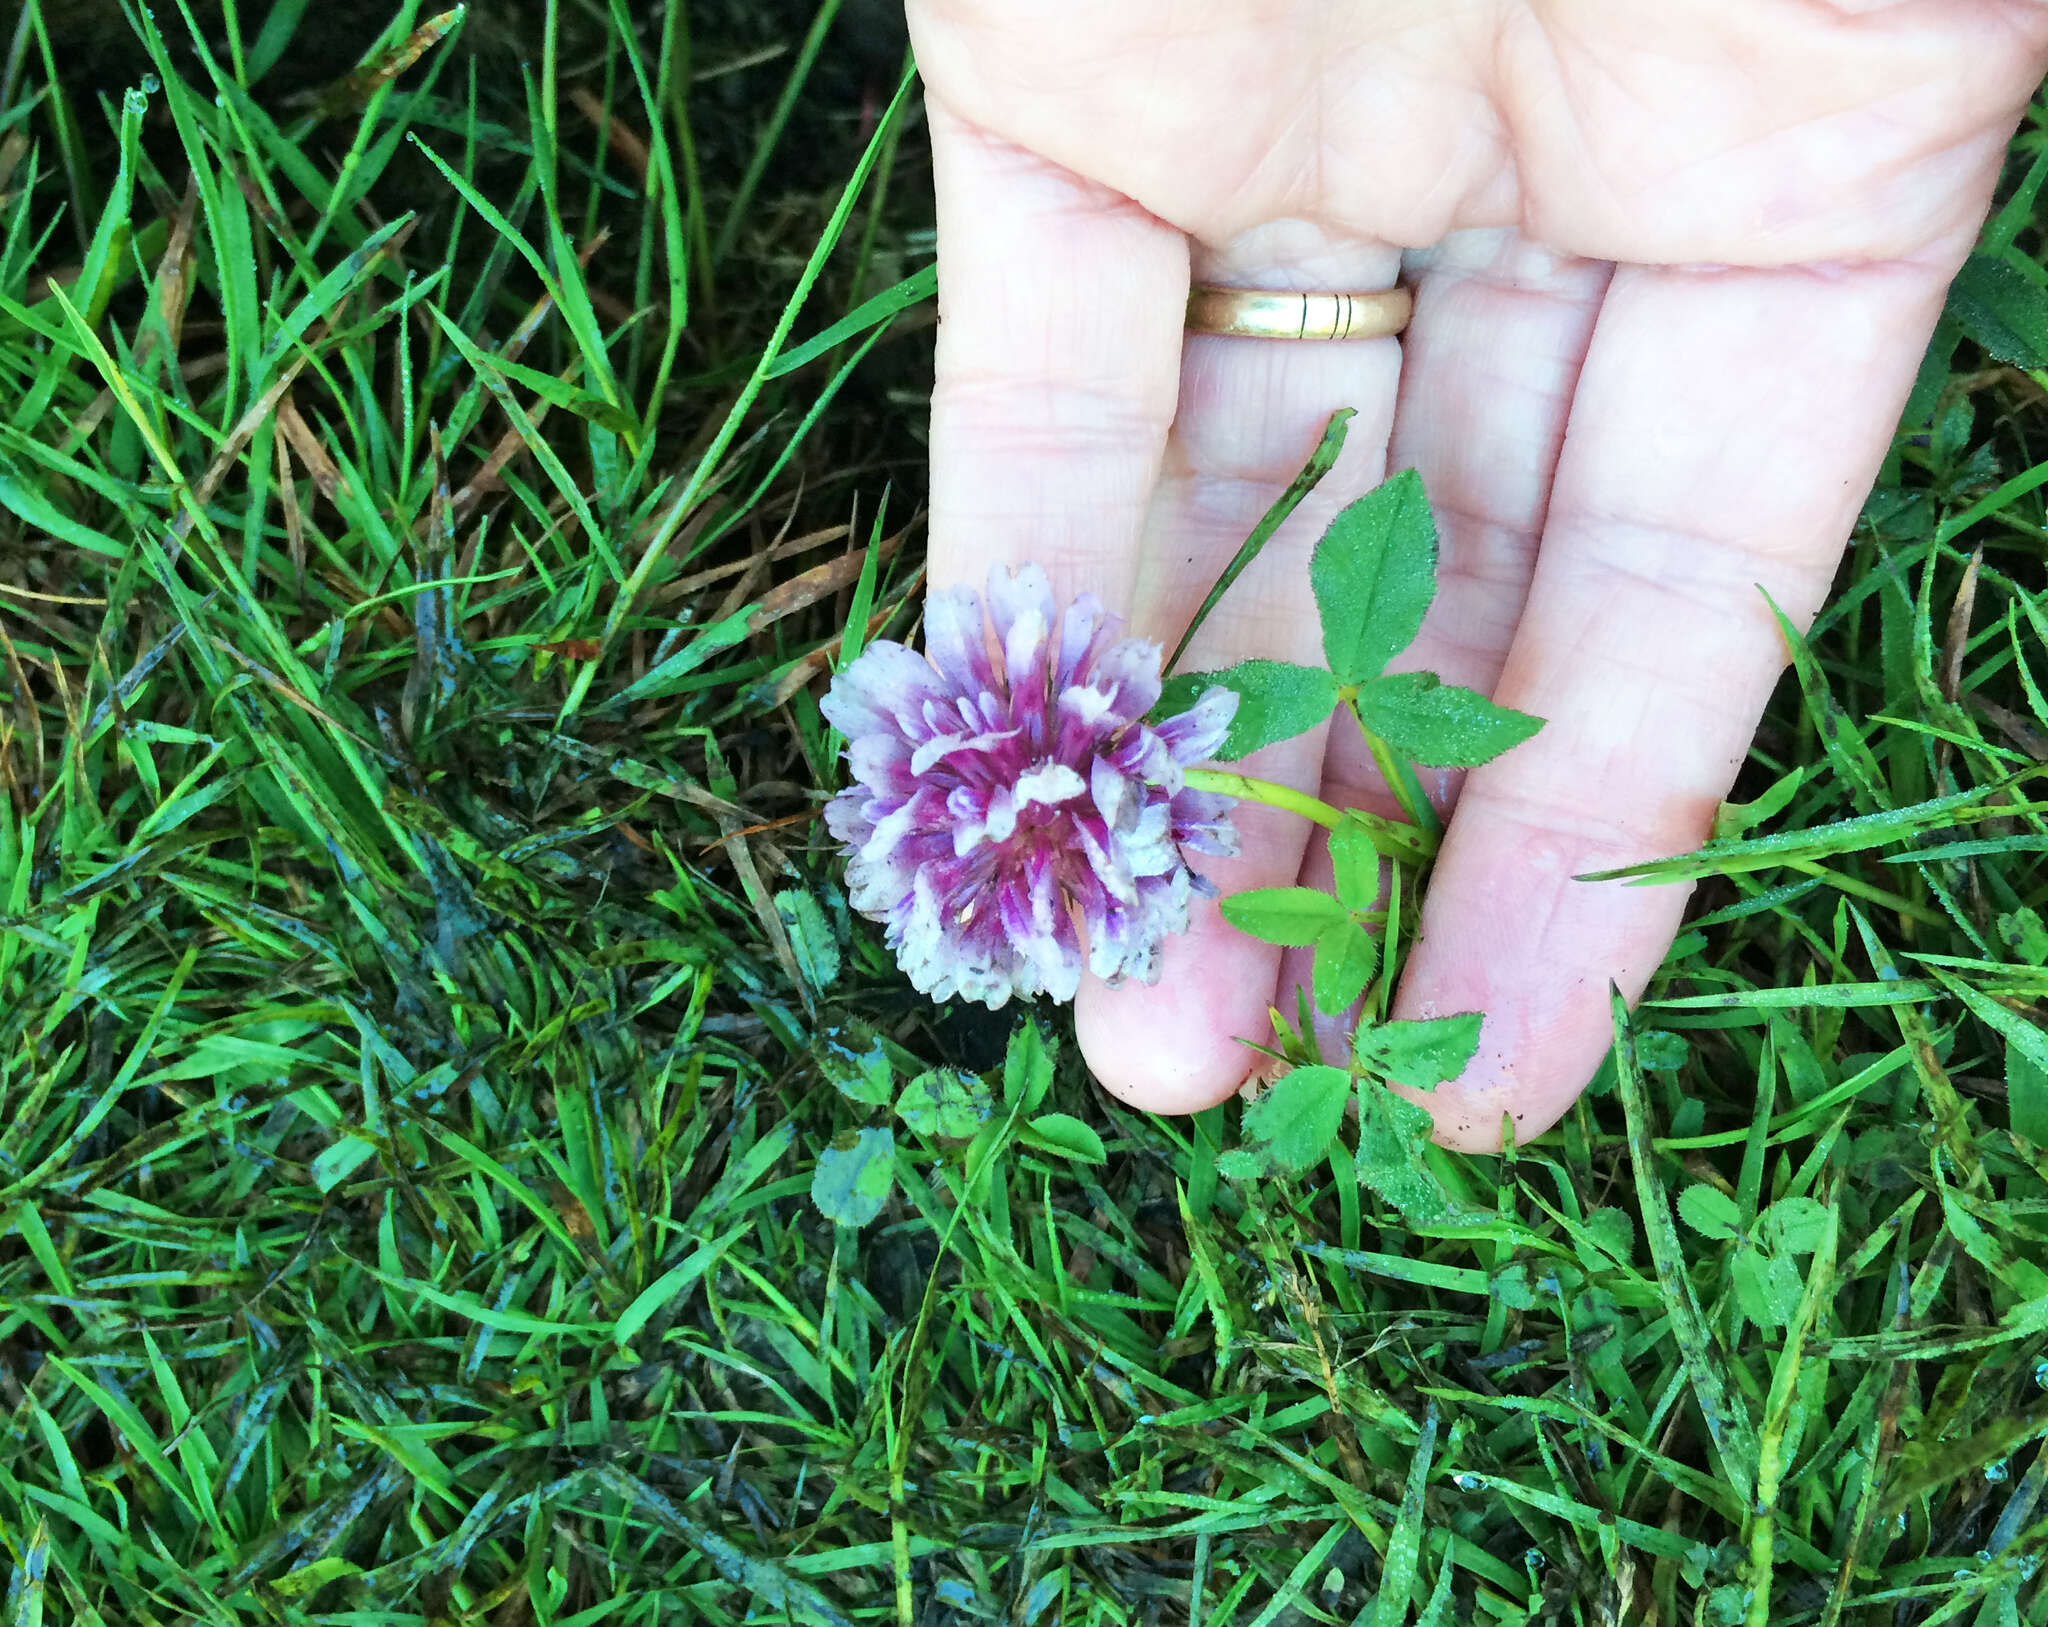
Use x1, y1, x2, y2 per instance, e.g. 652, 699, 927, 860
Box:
821, 566, 1239, 1009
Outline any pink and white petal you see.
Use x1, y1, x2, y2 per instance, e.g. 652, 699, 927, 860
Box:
823, 789, 877, 847
822, 642, 949, 739
1090, 756, 1135, 830
1157, 686, 1237, 764
985, 563, 1059, 654
910, 724, 1023, 777
923, 584, 998, 697
1056, 595, 1115, 689
848, 733, 916, 793
1055, 682, 1120, 762
1003, 605, 1056, 740
1086, 635, 1167, 721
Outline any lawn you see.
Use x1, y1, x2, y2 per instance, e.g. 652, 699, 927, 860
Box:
3, 2, 2048, 1623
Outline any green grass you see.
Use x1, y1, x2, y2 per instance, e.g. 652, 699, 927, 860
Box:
3, 3, 2048, 1623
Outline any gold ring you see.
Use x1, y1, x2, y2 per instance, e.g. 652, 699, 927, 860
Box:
1185, 284, 1412, 341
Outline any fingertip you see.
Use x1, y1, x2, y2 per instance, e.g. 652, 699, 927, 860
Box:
1284, 932, 1570, 1153
1384, 1007, 1552, 1155
1075, 937, 1277, 1115
1388, 865, 1683, 1155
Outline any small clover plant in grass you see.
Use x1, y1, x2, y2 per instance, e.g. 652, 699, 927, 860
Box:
1677, 1185, 1834, 1328
810, 1016, 1102, 1226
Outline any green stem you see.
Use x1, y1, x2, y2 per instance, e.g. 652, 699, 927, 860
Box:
1185, 768, 1342, 830
1184, 769, 1439, 866
1350, 709, 1444, 839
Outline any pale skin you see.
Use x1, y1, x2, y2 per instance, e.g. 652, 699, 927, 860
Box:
903, 0, 2048, 1151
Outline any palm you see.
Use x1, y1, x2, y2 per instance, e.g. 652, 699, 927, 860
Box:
921, 1, 2035, 263
905, 0, 2048, 1148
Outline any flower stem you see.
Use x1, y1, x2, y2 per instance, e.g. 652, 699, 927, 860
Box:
1186, 768, 1344, 830
1185, 769, 1439, 866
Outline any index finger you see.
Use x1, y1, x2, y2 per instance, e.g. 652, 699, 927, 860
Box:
924, 98, 1187, 606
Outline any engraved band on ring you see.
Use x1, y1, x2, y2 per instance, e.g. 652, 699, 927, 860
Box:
1185, 284, 1412, 341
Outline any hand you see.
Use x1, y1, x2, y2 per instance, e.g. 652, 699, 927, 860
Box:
902, 0, 2048, 1150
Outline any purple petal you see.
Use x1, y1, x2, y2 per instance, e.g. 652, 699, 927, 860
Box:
910, 725, 1023, 778
923, 584, 996, 697
986, 564, 1056, 655
1087, 635, 1163, 722
1156, 685, 1237, 764
847, 733, 915, 794
1120, 801, 1178, 877
821, 641, 948, 739
1090, 757, 1133, 832
1175, 823, 1240, 860
1110, 726, 1177, 791
946, 782, 990, 824
1088, 870, 1187, 986
1003, 604, 1054, 745
823, 788, 875, 849
1073, 816, 1138, 906
895, 872, 951, 990
1172, 788, 1241, 858
1052, 684, 1116, 767
1055, 595, 1114, 689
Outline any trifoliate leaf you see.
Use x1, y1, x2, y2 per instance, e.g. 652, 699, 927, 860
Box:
1221, 886, 1349, 947
1576, 1206, 1636, 1269
1239, 1064, 1351, 1175
1488, 1260, 1584, 1310
1635, 1030, 1691, 1073
1354, 1083, 1463, 1224
811, 1127, 895, 1226
1309, 469, 1438, 683
1354, 1013, 1482, 1088
815, 1022, 891, 1106
1998, 906, 2048, 968
1312, 919, 1379, 1016
775, 888, 840, 991
1215, 1148, 1266, 1181
896, 1068, 992, 1141
1732, 1246, 1805, 1329
1156, 660, 1340, 760
1760, 1196, 1831, 1256
1351, 671, 1542, 768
